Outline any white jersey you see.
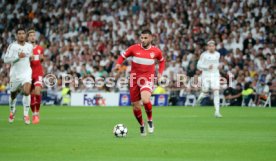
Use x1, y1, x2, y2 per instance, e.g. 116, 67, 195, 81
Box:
197, 50, 220, 77
4, 41, 33, 81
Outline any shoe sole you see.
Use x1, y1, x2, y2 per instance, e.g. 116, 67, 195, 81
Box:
8, 119, 14, 123
24, 116, 30, 125
32, 121, 39, 124
147, 122, 154, 134
8, 111, 16, 123
148, 126, 154, 133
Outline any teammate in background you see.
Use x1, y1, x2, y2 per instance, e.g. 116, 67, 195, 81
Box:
28, 29, 44, 124
114, 29, 165, 136
196, 40, 222, 118
4, 26, 33, 124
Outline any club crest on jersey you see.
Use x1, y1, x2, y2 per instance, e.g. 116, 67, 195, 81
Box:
150, 52, 155, 58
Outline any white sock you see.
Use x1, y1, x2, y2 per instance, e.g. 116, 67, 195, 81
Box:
9, 97, 17, 113
197, 92, 207, 103
22, 95, 30, 116
213, 90, 220, 113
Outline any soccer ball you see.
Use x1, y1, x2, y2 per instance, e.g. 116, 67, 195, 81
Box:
113, 124, 128, 137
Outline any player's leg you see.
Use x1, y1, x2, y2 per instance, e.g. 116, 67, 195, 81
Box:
30, 80, 36, 114
141, 90, 152, 121
196, 78, 209, 105
130, 83, 146, 135
31, 76, 43, 124
32, 85, 42, 124
211, 77, 222, 118
141, 90, 154, 133
9, 91, 18, 123
8, 81, 20, 123
30, 88, 36, 115
22, 82, 32, 124
132, 101, 146, 136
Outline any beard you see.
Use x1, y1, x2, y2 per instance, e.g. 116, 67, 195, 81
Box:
142, 42, 150, 48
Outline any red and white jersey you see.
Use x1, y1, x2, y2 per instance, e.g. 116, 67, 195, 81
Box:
117, 44, 165, 77
31, 45, 44, 77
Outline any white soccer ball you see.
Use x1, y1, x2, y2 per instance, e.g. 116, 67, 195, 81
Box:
113, 124, 128, 137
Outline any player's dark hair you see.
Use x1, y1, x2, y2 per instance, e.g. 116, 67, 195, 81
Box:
16, 25, 25, 34
141, 29, 152, 35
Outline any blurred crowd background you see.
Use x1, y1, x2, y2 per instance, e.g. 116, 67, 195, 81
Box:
0, 0, 275, 106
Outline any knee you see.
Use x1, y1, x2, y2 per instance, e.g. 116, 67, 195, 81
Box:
132, 103, 141, 110
202, 88, 209, 94
213, 90, 219, 96
23, 91, 31, 96
141, 97, 150, 104
23, 88, 31, 95
34, 89, 41, 95
23, 85, 31, 95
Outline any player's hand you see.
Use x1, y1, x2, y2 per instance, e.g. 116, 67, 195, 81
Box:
39, 54, 44, 61
113, 64, 121, 71
157, 73, 162, 82
209, 65, 213, 70
18, 52, 26, 58
30, 54, 35, 60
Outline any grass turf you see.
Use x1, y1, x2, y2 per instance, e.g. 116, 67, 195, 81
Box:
0, 106, 275, 161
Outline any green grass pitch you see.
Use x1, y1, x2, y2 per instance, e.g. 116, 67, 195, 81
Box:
0, 106, 275, 161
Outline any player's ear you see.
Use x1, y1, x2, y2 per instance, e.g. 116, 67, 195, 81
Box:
149, 34, 153, 41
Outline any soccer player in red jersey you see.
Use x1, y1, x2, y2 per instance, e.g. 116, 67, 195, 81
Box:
114, 29, 165, 136
28, 29, 44, 124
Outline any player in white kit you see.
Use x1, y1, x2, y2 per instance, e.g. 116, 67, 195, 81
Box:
4, 26, 33, 124
196, 40, 222, 118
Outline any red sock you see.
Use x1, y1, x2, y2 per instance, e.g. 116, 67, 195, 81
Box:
30, 94, 36, 113
133, 108, 144, 126
35, 95, 42, 113
143, 102, 152, 121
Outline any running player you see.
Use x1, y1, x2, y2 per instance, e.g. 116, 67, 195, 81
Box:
196, 40, 222, 118
28, 29, 44, 124
114, 29, 165, 135
4, 26, 33, 124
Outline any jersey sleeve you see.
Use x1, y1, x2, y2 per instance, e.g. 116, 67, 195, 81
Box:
197, 53, 208, 71
26, 44, 34, 57
117, 45, 134, 64
3, 44, 19, 64
38, 46, 44, 55
156, 49, 165, 75
213, 52, 220, 69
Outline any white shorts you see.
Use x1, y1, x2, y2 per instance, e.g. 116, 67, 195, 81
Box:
9, 77, 32, 92
201, 75, 220, 92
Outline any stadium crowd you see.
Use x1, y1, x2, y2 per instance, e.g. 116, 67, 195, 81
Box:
0, 0, 275, 106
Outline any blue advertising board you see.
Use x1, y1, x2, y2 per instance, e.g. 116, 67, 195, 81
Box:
0, 93, 23, 105
119, 93, 168, 106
